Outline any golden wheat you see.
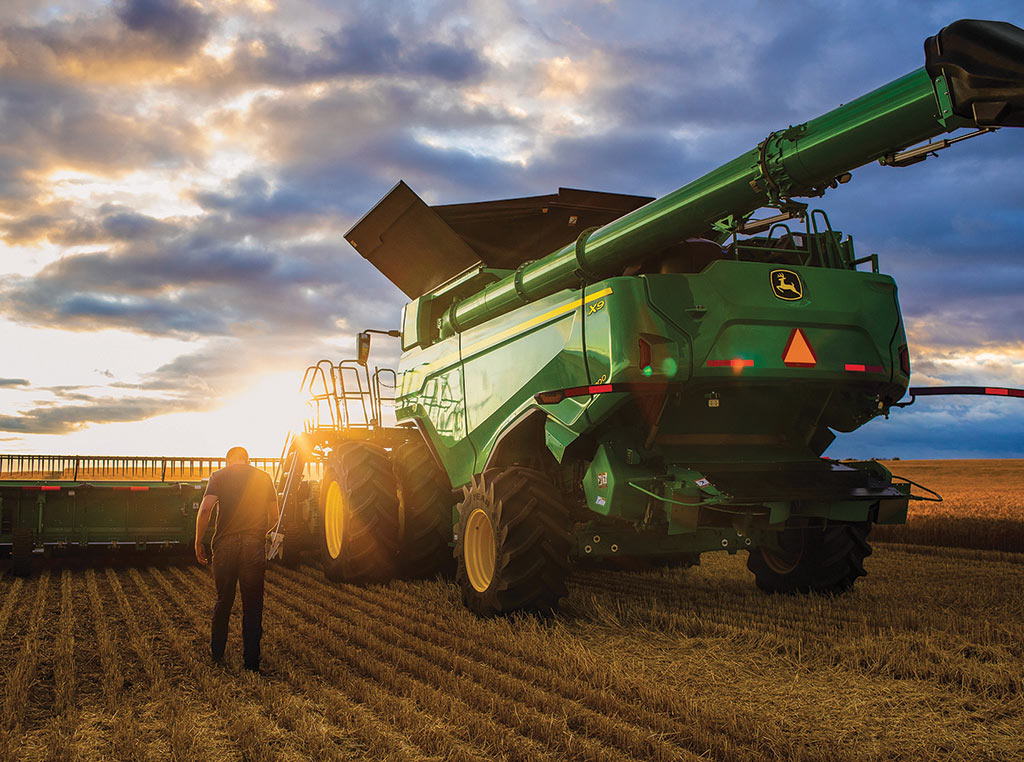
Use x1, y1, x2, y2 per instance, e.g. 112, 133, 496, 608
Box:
874, 459, 1024, 551
0, 460, 1022, 760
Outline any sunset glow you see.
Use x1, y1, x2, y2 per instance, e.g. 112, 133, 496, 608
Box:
3, 1, 1024, 458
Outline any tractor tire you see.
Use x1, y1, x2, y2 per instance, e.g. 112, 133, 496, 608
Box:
455, 467, 570, 616
278, 480, 312, 569
11, 527, 33, 578
393, 438, 455, 579
747, 521, 872, 594
318, 443, 399, 584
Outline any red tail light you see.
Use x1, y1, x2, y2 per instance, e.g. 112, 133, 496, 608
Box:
707, 358, 754, 368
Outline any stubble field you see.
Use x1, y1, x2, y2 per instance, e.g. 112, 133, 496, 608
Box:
1, 460, 1022, 762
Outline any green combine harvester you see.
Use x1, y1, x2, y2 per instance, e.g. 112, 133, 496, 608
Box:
322, 18, 1024, 614
5, 20, 1024, 610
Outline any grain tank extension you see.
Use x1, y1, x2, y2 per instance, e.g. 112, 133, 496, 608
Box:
335, 20, 1024, 614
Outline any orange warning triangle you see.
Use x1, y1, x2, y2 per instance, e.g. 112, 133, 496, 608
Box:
782, 328, 817, 367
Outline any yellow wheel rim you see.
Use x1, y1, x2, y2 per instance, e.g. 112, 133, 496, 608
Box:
325, 481, 344, 559
465, 508, 496, 593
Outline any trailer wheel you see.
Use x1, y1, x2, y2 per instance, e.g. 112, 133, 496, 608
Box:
393, 438, 455, 579
747, 521, 872, 594
11, 527, 33, 578
318, 443, 399, 584
455, 467, 570, 616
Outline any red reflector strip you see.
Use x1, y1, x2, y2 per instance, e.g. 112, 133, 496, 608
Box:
983, 388, 1024, 397
706, 359, 754, 368
21, 485, 60, 491
909, 386, 1024, 399
130, 486, 150, 492
534, 382, 672, 404
845, 364, 884, 373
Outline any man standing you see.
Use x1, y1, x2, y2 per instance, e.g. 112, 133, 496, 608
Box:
195, 446, 279, 672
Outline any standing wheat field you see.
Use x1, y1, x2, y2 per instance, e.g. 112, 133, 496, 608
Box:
1, 460, 1022, 762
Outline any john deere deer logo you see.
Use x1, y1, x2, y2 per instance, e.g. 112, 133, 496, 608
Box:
770, 269, 803, 301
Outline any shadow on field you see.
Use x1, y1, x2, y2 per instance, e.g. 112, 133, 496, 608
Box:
0, 545, 199, 578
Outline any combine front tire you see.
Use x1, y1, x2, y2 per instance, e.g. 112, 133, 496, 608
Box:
319, 443, 399, 584
747, 522, 872, 594
393, 438, 455, 579
455, 467, 570, 616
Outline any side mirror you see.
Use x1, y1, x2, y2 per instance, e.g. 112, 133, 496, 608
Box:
357, 331, 371, 365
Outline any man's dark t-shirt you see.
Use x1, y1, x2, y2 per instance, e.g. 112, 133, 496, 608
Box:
204, 464, 276, 546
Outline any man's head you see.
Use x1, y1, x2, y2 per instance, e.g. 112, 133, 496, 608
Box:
226, 446, 249, 465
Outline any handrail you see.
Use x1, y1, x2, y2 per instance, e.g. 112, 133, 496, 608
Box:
0, 454, 281, 482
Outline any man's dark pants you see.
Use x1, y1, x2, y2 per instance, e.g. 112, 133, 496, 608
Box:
211, 533, 266, 670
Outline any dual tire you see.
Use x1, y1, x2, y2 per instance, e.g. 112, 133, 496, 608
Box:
319, 443, 400, 584
318, 438, 455, 584
393, 439, 455, 579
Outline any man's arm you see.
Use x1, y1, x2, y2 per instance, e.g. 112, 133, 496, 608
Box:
195, 494, 217, 565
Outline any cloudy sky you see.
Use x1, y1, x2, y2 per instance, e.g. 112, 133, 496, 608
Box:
1, 0, 1023, 459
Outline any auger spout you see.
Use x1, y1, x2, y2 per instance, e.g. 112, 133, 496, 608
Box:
440, 19, 1024, 334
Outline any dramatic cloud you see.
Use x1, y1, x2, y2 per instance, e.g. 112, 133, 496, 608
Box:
0, 395, 200, 434
1, 0, 1023, 454
116, 0, 213, 55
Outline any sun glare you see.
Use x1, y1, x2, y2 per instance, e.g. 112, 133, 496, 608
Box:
204, 372, 311, 457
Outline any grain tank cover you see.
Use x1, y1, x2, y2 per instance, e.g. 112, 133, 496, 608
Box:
432, 187, 654, 271
346, 181, 652, 299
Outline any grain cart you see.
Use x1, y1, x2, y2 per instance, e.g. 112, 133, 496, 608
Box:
316, 19, 1024, 615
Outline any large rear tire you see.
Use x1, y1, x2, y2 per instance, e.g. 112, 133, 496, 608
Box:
747, 521, 872, 594
393, 438, 455, 579
318, 443, 399, 584
455, 467, 570, 616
